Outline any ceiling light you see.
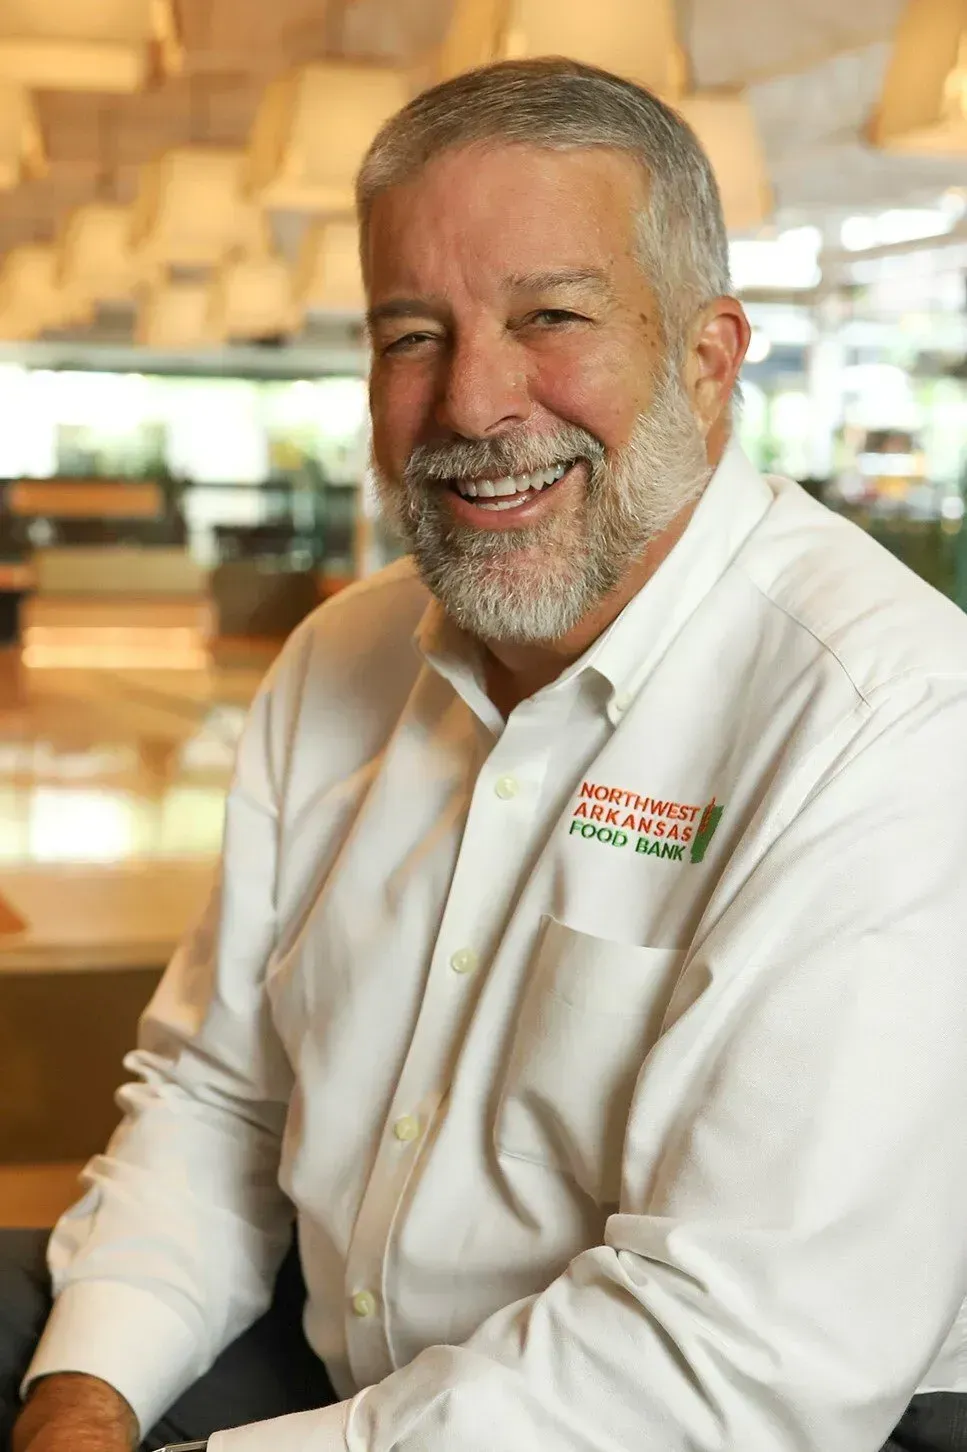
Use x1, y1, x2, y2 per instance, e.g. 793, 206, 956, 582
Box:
0, 0, 182, 93
678, 91, 773, 233
247, 63, 412, 212
729, 227, 822, 292
840, 207, 954, 250
0, 81, 43, 189
131, 147, 271, 269
0, 245, 92, 339
745, 329, 772, 364
871, 0, 967, 153
436, 0, 686, 98
137, 281, 223, 350
209, 255, 300, 340
295, 220, 364, 312
58, 203, 155, 303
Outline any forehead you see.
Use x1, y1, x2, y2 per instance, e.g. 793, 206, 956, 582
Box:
364, 142, 648, 297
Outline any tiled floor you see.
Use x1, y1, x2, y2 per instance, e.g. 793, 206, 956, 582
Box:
0, 637, 278, 1224
0, 641, 275, 965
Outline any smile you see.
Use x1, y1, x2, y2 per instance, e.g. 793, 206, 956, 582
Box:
450, 460, 574, 512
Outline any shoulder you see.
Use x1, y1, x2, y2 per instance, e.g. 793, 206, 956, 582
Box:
301, 555, 429, 644
737, 477, 967, 705
247, 556, 431, 745
270, 556, 429, 684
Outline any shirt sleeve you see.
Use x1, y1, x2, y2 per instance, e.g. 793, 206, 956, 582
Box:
23, 636, 312, 1437
222, 674, 967, 1452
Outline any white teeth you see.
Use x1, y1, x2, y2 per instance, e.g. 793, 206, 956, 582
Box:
455, 460, 572, 501
475, 495, 532, 511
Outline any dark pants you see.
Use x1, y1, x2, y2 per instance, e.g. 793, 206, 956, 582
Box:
2, 1231, 966, 1450
883, 1396, 967, 1452
0, 1230, 336, 1450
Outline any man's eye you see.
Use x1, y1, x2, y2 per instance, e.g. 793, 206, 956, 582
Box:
382, 332, 437, 355
529, 309, 584, 326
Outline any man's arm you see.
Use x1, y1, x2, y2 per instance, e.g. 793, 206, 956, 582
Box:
16, 635, 314, 1443
216, 677, 967, 1452
13, 1374, 138, 1452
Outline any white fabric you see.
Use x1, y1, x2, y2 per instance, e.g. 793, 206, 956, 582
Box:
26, 443, 967, 1450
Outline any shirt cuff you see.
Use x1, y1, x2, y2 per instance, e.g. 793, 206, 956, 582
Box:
210, 1398, 351, 1451
23, 1278, 202, 1436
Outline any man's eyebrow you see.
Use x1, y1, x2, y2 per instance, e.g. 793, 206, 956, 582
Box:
506, 268, 615, 298
366, 297, 448, 329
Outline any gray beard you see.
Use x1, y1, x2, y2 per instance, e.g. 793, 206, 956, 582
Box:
372, 361, 711, 645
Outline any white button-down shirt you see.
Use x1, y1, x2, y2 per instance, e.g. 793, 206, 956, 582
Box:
27, 444, 967, 1451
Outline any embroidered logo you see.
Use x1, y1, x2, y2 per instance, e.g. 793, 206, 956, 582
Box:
568, 779, 725, 864
690, 798, 724, 863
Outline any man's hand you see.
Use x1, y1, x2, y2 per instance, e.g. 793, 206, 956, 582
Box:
12, 1372, 139, 1452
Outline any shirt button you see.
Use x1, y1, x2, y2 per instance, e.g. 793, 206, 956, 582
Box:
613, 692, 633, 714
393, 1114, 420, 1143
494, 775, 520, 800
450, 947, 478, 975
351, 1290, 377, 1318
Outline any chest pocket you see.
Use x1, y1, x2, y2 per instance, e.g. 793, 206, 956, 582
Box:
494, 917, 686, 1207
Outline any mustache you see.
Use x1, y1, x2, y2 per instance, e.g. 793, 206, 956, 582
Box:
403, 424, 605, 487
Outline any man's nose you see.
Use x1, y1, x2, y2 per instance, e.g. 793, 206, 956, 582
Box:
433, 331, 532, 438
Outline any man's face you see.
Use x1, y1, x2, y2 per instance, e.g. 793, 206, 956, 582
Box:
365, 142, 711, 644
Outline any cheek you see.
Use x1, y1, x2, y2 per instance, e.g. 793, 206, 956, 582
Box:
370, 362, 435, 472
534, 337, 655, 450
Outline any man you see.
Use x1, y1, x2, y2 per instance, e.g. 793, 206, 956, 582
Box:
5, 57, 967, 1452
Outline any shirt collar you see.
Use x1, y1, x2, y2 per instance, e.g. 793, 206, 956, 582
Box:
413, 439, 774, 724
414, 593, 502, 731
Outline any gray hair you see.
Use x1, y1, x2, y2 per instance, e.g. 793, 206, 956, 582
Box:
356, 57, 731, 345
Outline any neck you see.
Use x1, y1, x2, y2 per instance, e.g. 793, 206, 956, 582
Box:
482, 496, 699, 718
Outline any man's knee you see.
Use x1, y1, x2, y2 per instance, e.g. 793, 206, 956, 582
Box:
0, 1229, 53, 1426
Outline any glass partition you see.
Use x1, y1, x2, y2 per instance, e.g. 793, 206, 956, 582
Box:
0, 367, 370, 575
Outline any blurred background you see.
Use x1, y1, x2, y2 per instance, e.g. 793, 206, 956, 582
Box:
3, 0, 967, 1223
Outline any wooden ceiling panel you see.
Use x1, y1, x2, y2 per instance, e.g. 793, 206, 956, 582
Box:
335, 0, 453, 63
685, 0, 907, 89
6, 0, 967, 298
0, 167, 101, 249
1, 0, 379, 258
180, 0, 339, 76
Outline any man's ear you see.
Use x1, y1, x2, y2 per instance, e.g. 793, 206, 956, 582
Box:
682, 297, 750, 438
